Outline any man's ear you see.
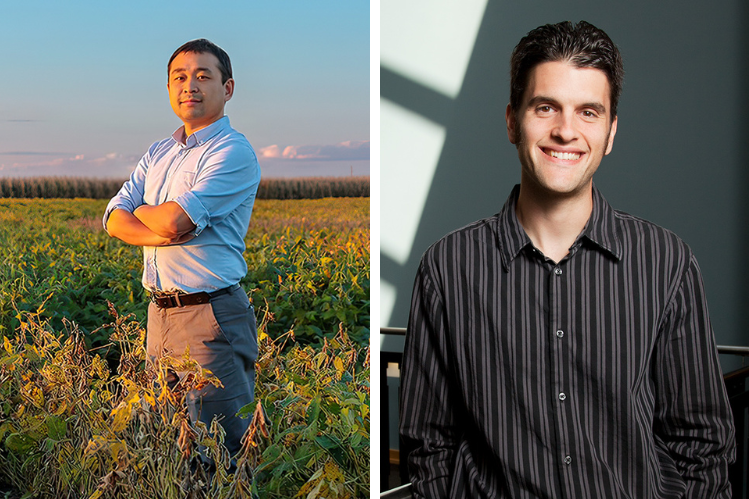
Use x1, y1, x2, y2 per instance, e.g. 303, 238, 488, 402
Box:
224, 78, 235, 103
604, 115, 618, 155
506, 103, 518, 145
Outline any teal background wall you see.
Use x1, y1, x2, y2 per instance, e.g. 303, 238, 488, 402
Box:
380, 0, 749, 373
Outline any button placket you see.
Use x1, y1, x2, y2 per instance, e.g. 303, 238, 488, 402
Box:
550, 260, 575, 482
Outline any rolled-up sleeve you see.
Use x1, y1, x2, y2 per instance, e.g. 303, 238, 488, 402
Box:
102, 147, 152, 233
172, 137, 260, 236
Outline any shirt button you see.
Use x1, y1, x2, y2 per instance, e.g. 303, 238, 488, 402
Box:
558, 393, 566, 401
564, 456, 572, 465
554, 267, 562, 275
556, 330, 564, 338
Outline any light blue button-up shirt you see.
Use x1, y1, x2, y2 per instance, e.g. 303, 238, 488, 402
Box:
103, 116, 261, 293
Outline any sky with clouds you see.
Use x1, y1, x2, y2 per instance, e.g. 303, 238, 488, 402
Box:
0, 1, 369, 178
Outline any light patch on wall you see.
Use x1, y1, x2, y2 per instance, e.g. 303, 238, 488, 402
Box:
380, 98, 446, 269
380, 280, 398, 338
380, 0, 488, 99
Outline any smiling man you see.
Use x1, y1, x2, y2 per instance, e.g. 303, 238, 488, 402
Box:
103, 39, 261, 465
400, 21, 735, 498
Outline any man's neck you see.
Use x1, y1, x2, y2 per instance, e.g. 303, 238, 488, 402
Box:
515, 181, 594, 264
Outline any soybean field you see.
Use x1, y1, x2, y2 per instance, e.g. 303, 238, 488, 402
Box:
0, 197, 370, 498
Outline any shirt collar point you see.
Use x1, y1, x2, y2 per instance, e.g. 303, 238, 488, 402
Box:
174, 116, 230, 148
496, 184, 532, 266
611, 241, 624, 261
581, 184, 624, 260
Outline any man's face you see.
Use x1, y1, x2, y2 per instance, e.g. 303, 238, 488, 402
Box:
506, 60, 617, 198
168, 51, 234, 136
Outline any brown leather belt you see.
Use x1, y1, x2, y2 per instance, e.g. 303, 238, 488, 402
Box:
150, 284, 239, 309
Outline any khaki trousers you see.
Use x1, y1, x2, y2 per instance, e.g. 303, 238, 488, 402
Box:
147, 285, 257, 457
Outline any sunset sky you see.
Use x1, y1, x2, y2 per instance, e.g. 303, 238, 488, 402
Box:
0, 1, 370, 178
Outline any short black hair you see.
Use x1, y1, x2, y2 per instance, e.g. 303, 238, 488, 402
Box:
510, 21, 624, 119
168, 38, 233, 84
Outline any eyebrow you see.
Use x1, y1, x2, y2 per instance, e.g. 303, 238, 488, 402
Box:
170, 66, 214, 75
527, 95, 607, 115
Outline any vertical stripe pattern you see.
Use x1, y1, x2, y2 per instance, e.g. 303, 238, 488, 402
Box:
400, 185, 735, 499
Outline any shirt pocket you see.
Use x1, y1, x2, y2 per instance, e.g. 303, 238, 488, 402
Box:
168, 169, 198, 199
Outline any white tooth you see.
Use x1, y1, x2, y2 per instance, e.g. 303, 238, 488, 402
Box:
549, 150, 580, 160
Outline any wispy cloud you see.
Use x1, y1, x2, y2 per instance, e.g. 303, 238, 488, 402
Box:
258, 140, 369, 161
0, 151, 67, 156
90, 152, 127, 164
0, 152, 139, 178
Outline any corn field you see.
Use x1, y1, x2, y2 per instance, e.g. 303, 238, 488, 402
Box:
0, 177, 369, 200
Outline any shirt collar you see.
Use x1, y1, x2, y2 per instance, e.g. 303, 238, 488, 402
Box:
496, 184, 532, 271
496, 183, 622, 271
171, 115, 230, 148
580, 184, 623, 260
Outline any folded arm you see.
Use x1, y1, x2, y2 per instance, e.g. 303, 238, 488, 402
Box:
103, 135, 256, 245
106, 208, 194, 246
133, 201, 196, 239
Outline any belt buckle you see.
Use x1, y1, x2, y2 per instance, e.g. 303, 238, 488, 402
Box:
152, 291, 183, 309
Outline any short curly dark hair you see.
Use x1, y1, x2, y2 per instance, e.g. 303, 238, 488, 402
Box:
510, 21, 624, 120
168, 38, 233, 84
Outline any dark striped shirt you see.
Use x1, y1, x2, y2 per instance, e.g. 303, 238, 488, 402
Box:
400, 185, 735, 498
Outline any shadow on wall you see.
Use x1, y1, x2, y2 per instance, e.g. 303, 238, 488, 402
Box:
381, 1, 520, 332
381, 0, 748, 365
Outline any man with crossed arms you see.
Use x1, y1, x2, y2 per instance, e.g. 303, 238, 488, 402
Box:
104, 38, 260, 461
